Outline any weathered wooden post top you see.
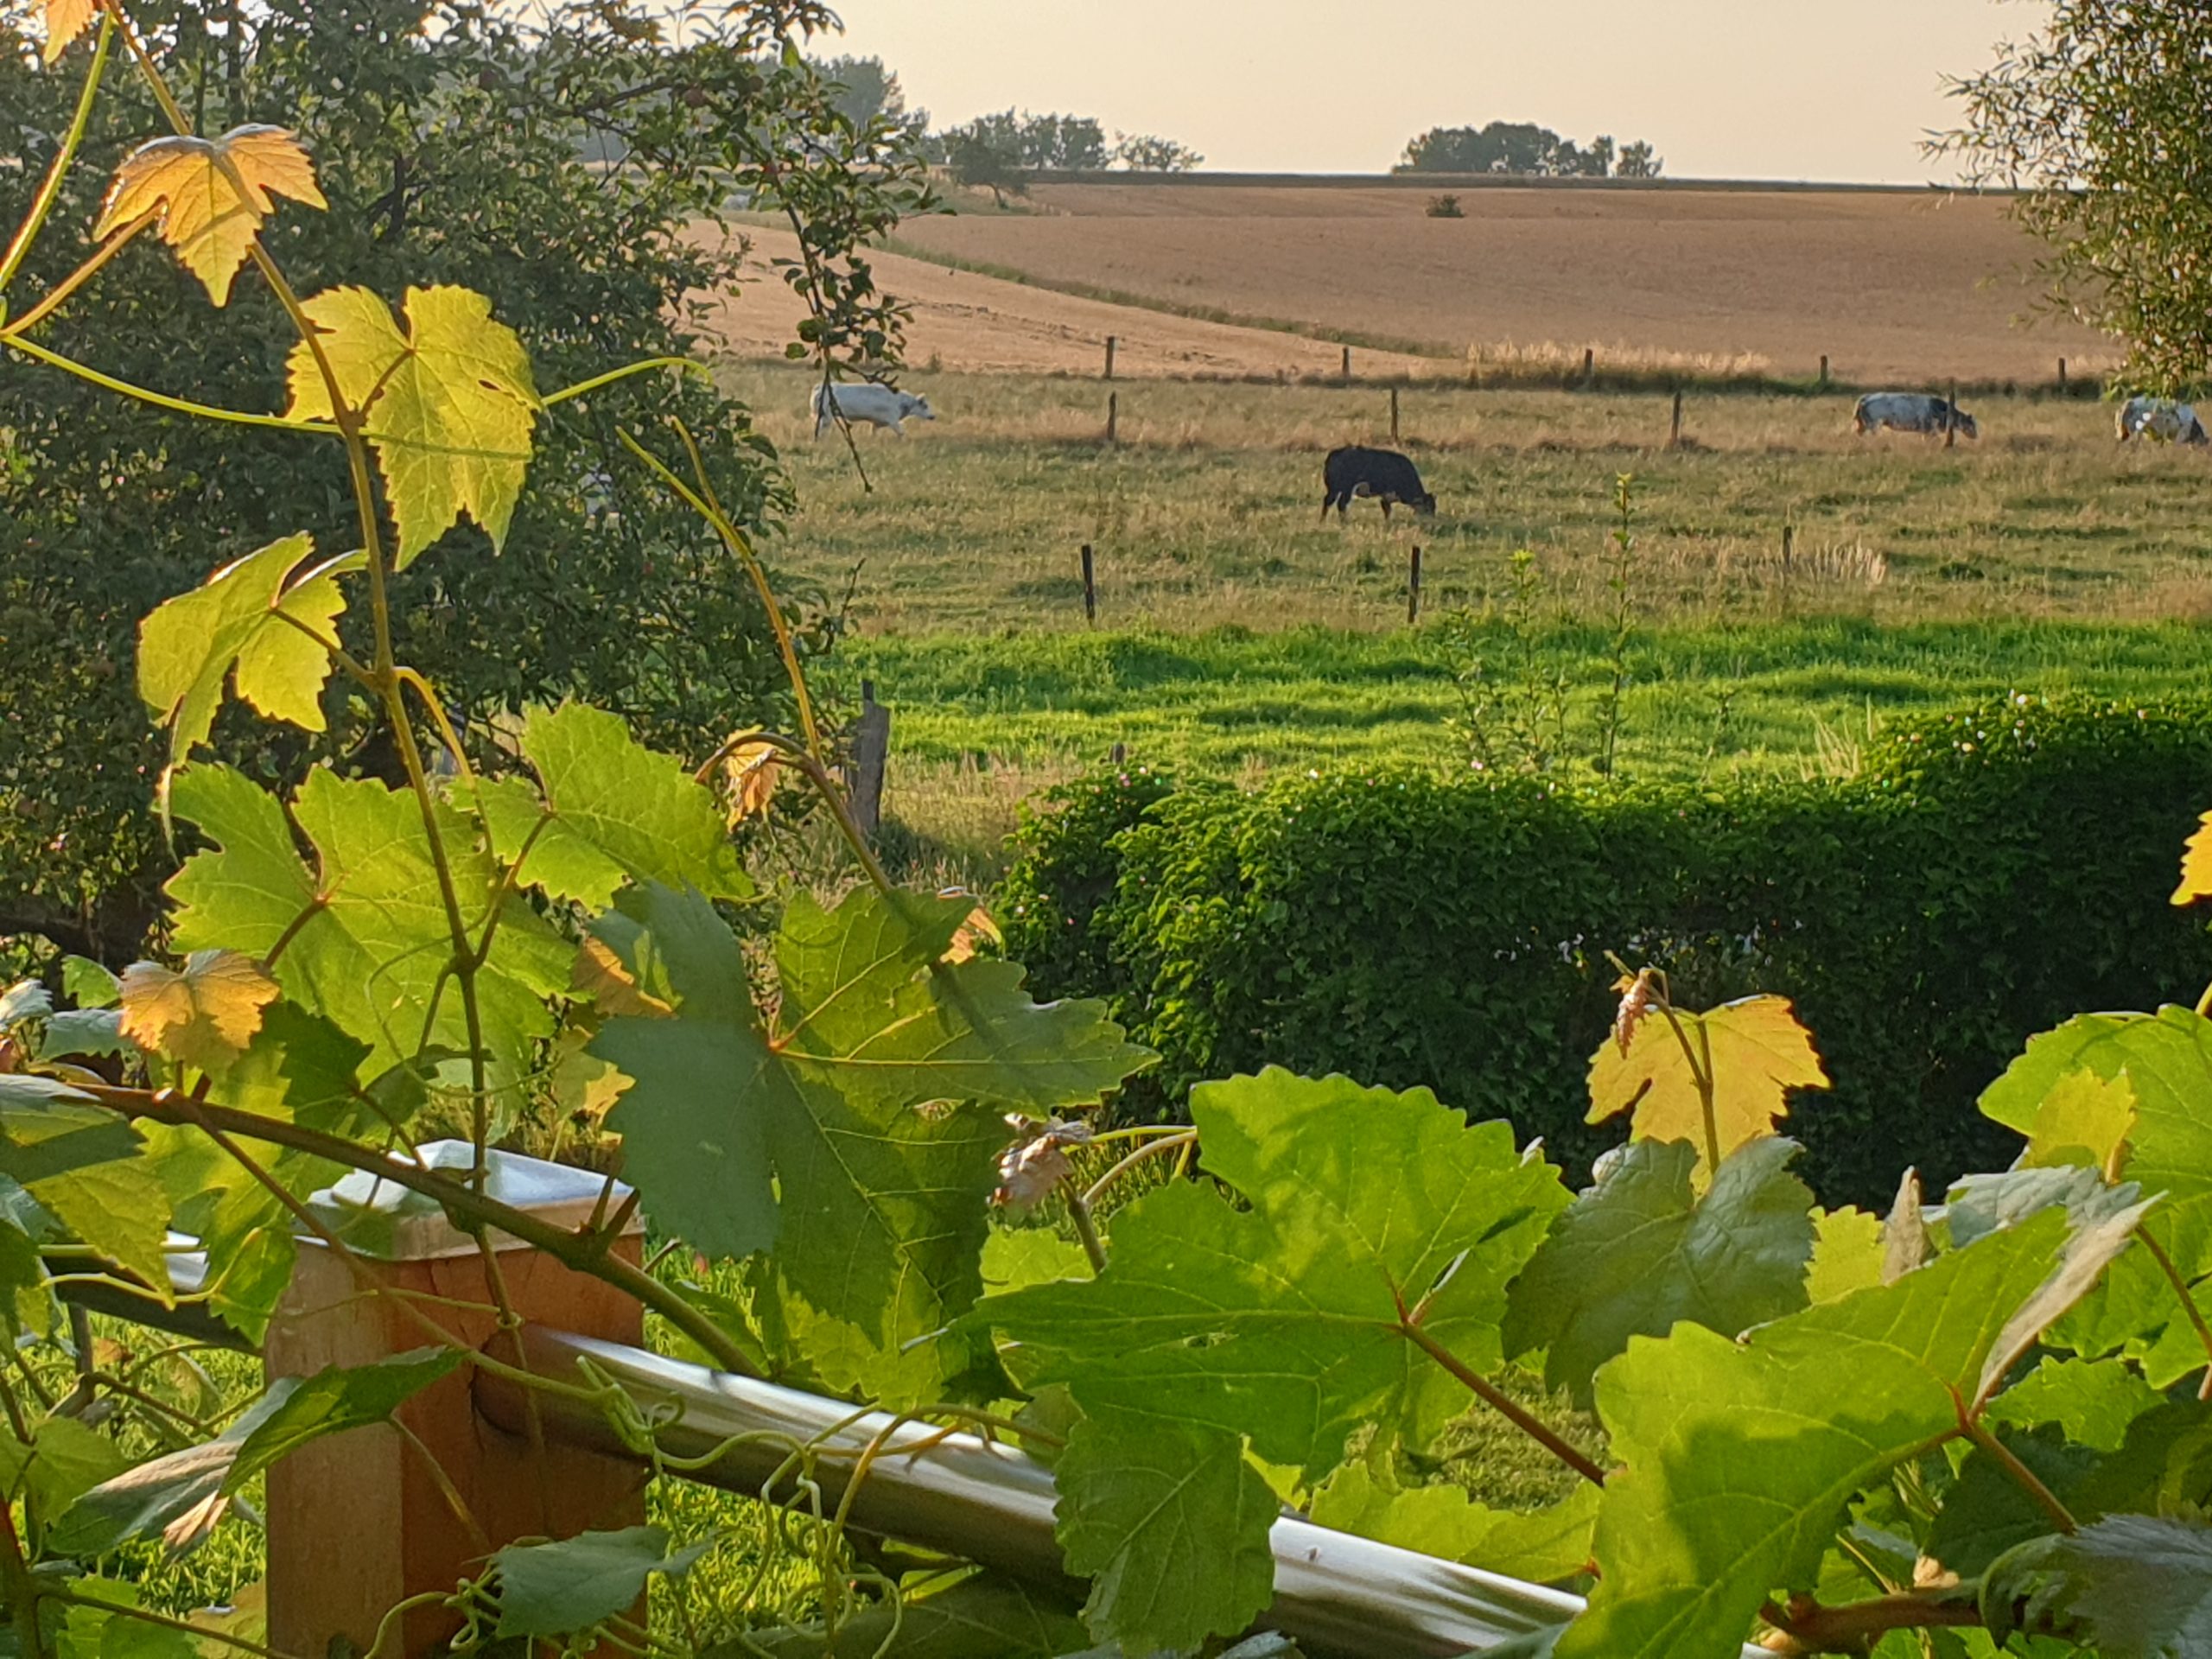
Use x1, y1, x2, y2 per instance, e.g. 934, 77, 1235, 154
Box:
264, 1144, 647, 1659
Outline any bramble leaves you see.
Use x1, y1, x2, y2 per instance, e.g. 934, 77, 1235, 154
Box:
593, 884, 1147, 1399
137, 537, 359, 780
118, 950, 279, 1073
95, 126, 326, 306
972, 1070, 1569, 1651
1585, 995, 1829, 1177
469, 703, 750, 907
1561, 1209, 2078, 1659
1504, 1136, 1815, 1407
492, 1527, 709, 1638
285, 285, 538, 564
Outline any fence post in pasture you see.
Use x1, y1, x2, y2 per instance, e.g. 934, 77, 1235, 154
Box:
848, 679, 891, 836
1109, 741, 1128, 765
1668, 388, 1684, 449
264, 1152, 648, 1659
1580, 347, 1597, 388
1342, 345, 1353, 385
1947, 378, 1959, 449
1081, 543, 1097, 626
1408, 544, 1423, 626
1104, 334, 1116, 381
1819, 354, 1830, 388
1390, 385, 1402, 444
1781, 524, 1795, 617
1106, 391, 1119, 446
2058, 357, 2069, 392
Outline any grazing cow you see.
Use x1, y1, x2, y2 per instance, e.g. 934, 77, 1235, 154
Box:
1320, 446, 1436, 522
1852, 392, 1979, 441
2117, 395, 2209, 445
810, 383, 936, 438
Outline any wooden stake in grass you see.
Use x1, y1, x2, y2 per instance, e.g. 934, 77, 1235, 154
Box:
1819, 353, 1829, 387
1390, 384, 1401, 444
1106, 390, 1118, 445
1341, 344, 1352, 385
1581, 346, 1596, 388
1408, 543, 1422, 626
1104, 334, 1116, 381
1669, 388, 1683, 449
1947, 378, 1959, 449
2058, 356, 2068, 391
1781, 524, 1795, 617
1080, 543, 1097, 625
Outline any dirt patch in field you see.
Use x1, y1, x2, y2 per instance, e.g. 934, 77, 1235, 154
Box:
693, 226, 1436, 380
883, 183, 2113, 385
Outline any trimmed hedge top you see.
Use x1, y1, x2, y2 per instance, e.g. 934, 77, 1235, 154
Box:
1002, 696, 2212, 1205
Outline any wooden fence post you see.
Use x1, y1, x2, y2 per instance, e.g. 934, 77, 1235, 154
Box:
264, 1149, 648, 1659
1407, 544, 1422, 626
1103, 335, 1116, 381
1106, 391, 1118, 445
1081, 543, 1096, 625
1390, 385, 1401, 445
1781, 524, 1795, 616
849, 680, 891, 836
1580, 347, 1595, 388
1668, 388, 1683, 449
1109, 741, 1128, 765
2058, 357, 2069, 391
1819, 354, 1829, 388
1946, 378, 1959, 449
1341, 345, 1352, 385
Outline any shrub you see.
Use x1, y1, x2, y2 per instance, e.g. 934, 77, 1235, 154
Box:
1002, 695, 2212, 1205
1426, 194, 1466, 219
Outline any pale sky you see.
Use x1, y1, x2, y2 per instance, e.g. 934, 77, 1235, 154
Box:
818, 1, 2048, 184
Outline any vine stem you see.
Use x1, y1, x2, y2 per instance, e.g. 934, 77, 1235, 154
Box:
0, 1499, 45, 1659
1652, 988, 1722, 1175
74, 1084, 764, 1379
1060, 1177, 1109, 1274
1958, 1408, 2077, 1535
0, 10, 114, 297
1757, 1591, 1982, 1655
1388, 1284, 1606, 1487
0, 333, 334, 433
51, 1588, 309, 1659
2137, 1226, 2212, 1400
0, 213, 152, 339
542, 356, 703, 407
1082, 1129, 1196, 1209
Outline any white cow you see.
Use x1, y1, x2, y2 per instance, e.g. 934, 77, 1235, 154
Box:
2117, 395, 2209, 445
810, 383, 936, 439
1853, 392, 1979, 441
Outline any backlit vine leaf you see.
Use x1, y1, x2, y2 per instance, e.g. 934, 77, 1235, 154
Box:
2175, 810, 2212, 905
137, 537, 359, 781
1503, 1136, 1815, 1407
165, 766, 569, 1084
0, 1091, 170, 1294
1557, 1208, 2095, 1659
94, 126, 327, 307
590, 884, 1147, 1397
2019, 1069, 2138, 1173
971, 1070, 1570, 1652
719, 738, 780, 826
41, 0, 95, 61
284, 285, 538, 565
1984, 1355, 2165, 1453
1585, 995, 1829, 1178
1805, 1206, 1885, 1303
467, 703, 750, 908
1308, 1461, 1599, 1584
118, 950, 279, 1073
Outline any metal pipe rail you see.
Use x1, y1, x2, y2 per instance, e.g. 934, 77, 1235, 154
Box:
481, 1327, 1591, 1659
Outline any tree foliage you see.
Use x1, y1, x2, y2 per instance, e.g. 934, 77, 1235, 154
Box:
1396, 120, 1660, 178
1939, 1, 2212, 395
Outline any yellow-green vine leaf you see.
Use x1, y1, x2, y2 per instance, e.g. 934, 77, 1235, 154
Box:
284, 284, 539, 565
2175, 810, 2212, 905
1586, 994, 1830, 1178
118, 949, 280, 1074
41, 0, 95, 62
94, 126, 327, 307
1805, 1205, 1885, 1304
2019, 1069, 2137, 1173
1309, 1461, 1600, 1584
0, 1080, 173, 1296
137, 537, 359, 779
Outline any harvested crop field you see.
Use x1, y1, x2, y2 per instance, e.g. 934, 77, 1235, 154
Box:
696, 226, 1434, 380
881, 179, 2116, 385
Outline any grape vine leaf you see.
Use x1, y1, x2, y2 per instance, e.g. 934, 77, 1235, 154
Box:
493, 1527, 709, 1638
1986, 1515, 2212, 1657
468, 703, 750, 907
58, 1580, 200, 1659
1308, 1461, 1599, 1584
971, 1070, 1570, 1652
2017, 1070, 2137, 1173
591, 884, 1147, 1389
1560, 1207, 2088, 1659
0, 1417, 128, 1520
0, 1092, 171, 1294
1806, 1206, 1885, 1303
1504, 1136, 1815, 1407
1053, 1404, 1279, 1656
743, 1573, 1086, 1659
1585, 995, 1829, 1178
61, 959, 120, 1011
1984, 1356, 2166, 1453
137, 537, 359, 779
95, 126, 326, 306
41, 0, 94, 61
167, 766, 569, 1083
50, 1349, 461, 1557
284, 285, 538, 564
2175, 810, 2212, 906
118, 950, 279, 1073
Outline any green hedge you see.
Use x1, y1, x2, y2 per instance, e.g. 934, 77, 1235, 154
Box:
1001, 696, 2212, 1206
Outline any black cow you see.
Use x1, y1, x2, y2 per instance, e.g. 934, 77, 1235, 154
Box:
1321, 446, 1436, 523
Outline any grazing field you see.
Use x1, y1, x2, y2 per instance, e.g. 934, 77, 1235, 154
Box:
709, 363, 2212, 883
869, 180, 2116, 385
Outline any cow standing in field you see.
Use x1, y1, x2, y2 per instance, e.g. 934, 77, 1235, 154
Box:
2116, 395, 2209, 445
810, 383, 936, 438
1852, 392, 1979, 441
1320, 446, 1436, 522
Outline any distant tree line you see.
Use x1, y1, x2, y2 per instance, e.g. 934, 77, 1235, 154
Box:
1397, 121, 1662, 179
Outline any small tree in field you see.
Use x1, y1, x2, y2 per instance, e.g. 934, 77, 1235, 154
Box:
1615, 140, 1662, 178
1938, 0, 2212, 394
1114, 131, 1204, 172
945, 116, 1028, 207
